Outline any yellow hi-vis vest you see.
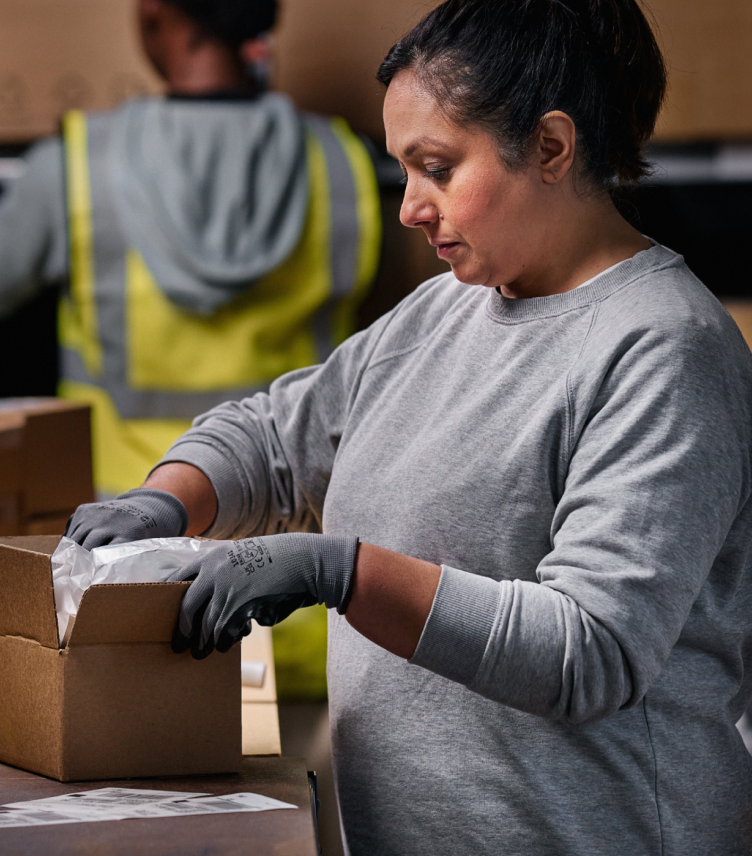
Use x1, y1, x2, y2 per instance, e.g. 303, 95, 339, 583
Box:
58, 109, 381, 498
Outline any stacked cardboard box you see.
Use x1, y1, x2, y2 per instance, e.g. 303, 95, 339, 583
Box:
0, 0, 162, 143
0, 398, 94, 536
241, 626, 282, 757
723, 302, 752, 353
1, 0, 751, 146
273, 0, 752, 143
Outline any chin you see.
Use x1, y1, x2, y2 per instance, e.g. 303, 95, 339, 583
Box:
450, 265, 499, 289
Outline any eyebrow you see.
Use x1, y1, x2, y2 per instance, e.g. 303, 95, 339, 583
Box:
388, 136, 453, 159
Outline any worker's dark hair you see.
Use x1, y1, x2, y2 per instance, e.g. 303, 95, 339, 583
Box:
167, 0, 278, 51
377, 0, 667, 193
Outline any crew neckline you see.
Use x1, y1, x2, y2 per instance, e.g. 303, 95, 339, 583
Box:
486, 242, 677, 323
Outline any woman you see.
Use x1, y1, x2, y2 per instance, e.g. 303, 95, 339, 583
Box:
67, 1, 752, 853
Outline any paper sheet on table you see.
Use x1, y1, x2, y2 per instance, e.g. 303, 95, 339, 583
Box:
0, 809, 94, 828
0, 788, 297, 827
3, 786, 211, 812
51, 537, 232, 645
114, 793, 298, 819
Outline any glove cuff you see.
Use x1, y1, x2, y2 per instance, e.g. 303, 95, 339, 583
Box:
317, 535, 359, 614
117, 488, 189, 537
277, 533, 358, 613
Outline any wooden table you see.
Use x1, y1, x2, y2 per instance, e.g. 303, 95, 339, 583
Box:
0, 757, 319, 855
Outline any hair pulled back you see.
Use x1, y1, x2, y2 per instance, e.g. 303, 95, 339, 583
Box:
167, 0, 277, 51
377, 0, 667, 191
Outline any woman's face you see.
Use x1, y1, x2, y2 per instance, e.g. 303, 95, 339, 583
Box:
383, 70, 552, 294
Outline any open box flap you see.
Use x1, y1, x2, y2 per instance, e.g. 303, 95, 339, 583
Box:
0, 537, 61, 649
67, 582, 191, 646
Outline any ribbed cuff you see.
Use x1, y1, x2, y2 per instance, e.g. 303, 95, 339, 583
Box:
319, 535, 359, 614
264, 532, 358, 612
410, 565, 501, 686
154, 441, 245, 538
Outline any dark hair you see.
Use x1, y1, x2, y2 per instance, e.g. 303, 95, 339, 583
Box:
377, 0, 667, 192
167, 0, 277, 51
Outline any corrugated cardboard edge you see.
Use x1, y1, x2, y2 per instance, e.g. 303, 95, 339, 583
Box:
0, 635, 65, 780
0, 537, 60, 648
68, 582, 191, 646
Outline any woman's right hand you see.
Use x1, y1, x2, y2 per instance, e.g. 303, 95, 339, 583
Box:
64, 488, 188, 550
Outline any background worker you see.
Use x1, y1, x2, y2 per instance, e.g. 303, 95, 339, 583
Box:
0, 0, 380, 501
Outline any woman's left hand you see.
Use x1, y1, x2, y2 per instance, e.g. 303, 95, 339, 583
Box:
168, 533, 358, 659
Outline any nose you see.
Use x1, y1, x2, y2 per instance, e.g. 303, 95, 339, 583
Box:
399, 179, 439, 229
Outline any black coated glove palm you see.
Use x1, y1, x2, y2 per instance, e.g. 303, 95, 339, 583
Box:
64, 488, 188, 550
167, 533, 358, 659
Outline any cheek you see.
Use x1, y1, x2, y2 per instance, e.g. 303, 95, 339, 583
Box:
468, 182, 532, 247
451, 188, 499, 232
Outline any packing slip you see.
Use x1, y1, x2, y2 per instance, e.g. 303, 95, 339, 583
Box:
0, 787, 297, 828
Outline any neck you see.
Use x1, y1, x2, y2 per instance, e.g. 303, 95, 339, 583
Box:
162, 38, 252, 96
501, 192, 651, 299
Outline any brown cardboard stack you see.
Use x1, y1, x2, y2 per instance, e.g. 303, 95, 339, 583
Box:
0, 0, 751, 146
722, 302, 752, 353
649, 0, 752, 141
0, 415, 24, 536
0, 535, 242, 782
0, 398, 94, 536
272, 0, 752, 143
0, 0, 162, 143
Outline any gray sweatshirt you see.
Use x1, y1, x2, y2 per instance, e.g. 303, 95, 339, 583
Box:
161, 243, 752, 856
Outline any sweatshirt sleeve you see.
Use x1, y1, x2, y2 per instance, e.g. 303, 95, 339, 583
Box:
0, 137, 67, 315
411, 303, 752, 724
157, 309, 395, 539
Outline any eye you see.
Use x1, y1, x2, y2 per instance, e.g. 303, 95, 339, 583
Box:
399, 172, 408, 186
425, 167, 450, 182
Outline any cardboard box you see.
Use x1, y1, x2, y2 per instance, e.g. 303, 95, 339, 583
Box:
0, 535, 241, 782
0, 399, 94, 534
0, 417, 23, 535
273, 0, 752, 143
21, 512, 76, 537
723, 301, 752, 352
241, 627, 281, 757
0, 0, 162, 143
1, 0, 751, 146
649, 0, 752, 141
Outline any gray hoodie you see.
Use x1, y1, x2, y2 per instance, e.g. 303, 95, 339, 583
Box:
0, 93, 309, 316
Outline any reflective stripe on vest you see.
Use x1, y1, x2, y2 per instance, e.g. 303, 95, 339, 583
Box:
59, 108, 381, 421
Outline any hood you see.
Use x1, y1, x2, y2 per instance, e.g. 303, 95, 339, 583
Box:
110, 94, 308, 314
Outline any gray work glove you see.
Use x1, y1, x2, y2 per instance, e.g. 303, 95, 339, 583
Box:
167, 533, 359, 660
64, 488, 188, 550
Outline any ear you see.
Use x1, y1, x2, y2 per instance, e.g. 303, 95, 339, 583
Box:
138, 0, 167, 39
535, 111, 577, 185
138, 0, 162, 20
240, 36, 274, 67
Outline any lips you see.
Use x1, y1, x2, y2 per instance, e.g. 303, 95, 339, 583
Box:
434, 241, 460, 259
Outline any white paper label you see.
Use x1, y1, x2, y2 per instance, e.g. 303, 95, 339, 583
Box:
0, 787, 297, 828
